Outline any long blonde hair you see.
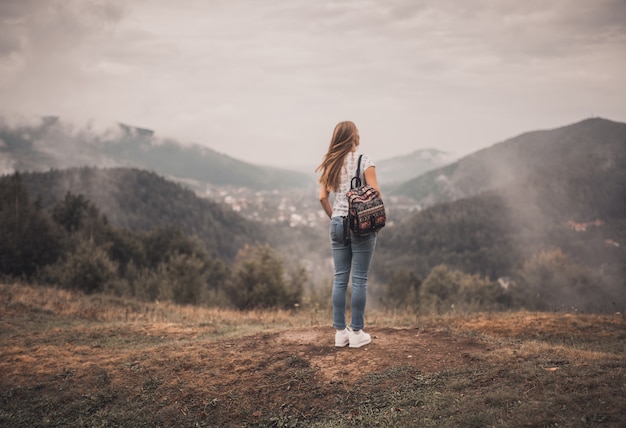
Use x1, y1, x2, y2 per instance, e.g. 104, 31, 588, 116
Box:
316, 121, 359, 192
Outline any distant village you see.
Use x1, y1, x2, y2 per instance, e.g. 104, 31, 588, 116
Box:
200, 185, 327, 229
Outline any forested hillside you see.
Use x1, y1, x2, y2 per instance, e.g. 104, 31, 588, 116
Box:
0, 170, 305, 308
374, 128, 626, 312
20, 167, 267, 260
0, 116, 311, 190
391, 118, 626, 208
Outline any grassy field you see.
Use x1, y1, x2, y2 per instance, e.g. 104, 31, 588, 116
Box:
1, 282, 625, 427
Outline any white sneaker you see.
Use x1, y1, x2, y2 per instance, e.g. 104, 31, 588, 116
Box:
335, 328, 349, 347
348, 329, 371, 348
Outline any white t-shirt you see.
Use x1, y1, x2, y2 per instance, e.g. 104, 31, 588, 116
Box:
331, 151, 375, 217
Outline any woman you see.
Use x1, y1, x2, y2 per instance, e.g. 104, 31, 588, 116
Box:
316, 121, 381, 348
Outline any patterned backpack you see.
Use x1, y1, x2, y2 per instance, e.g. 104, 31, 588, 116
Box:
346, 155, 386, 236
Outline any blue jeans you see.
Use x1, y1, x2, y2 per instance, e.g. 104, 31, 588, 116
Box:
329, 216, 377, 331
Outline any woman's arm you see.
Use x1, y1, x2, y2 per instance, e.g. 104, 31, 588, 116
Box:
364, 166, 382, 198
319, 186, 333, 218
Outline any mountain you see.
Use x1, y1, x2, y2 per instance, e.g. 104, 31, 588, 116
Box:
18, 167, 270, 261
374, 118, 626, 311
0, 116, 311, 191
376, 149, 454, 185
390, 118, 626, 207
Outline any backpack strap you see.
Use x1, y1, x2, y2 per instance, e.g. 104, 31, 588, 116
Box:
355, 154, 363, 179
350, 154, 364, 189
360, 155, 368, 186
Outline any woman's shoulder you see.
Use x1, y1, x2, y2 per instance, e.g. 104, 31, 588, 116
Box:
358, 152, 375, 168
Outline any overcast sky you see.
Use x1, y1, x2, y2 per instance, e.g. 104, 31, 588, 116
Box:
1, 0, 625, 170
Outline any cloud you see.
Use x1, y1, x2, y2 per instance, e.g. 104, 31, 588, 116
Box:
0, 0, 127, 99
0, 0, 124, 55
0, 0, 624, 168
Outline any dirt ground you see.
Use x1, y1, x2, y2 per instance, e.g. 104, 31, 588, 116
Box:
264, 326, 485, 382
2, 285, 625, 426
1, 317, 486, 426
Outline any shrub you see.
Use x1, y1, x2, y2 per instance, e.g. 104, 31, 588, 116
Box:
419, 264, 501, 313
512, 248, 609, 311
154, 253, 210, 305
226, 245, 303, 310
382, 269, 422, 309
41, 239, 119, 294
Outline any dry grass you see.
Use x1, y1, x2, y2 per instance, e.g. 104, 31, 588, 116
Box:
1, 282, 625, 427
1, 281, 312, 327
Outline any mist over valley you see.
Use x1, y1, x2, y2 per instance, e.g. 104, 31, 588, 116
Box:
1, 116, 625, 313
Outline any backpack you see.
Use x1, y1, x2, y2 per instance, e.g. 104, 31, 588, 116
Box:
346, 154, 386, 236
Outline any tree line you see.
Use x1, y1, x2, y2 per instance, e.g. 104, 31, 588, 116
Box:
0, 173, 303, 309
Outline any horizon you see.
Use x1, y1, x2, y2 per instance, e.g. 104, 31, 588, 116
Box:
1, 114, 621, 174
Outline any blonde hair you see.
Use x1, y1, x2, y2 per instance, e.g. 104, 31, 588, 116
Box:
316, 121, 359, 192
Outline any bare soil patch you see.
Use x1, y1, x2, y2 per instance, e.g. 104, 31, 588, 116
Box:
274, 327, 485, 383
